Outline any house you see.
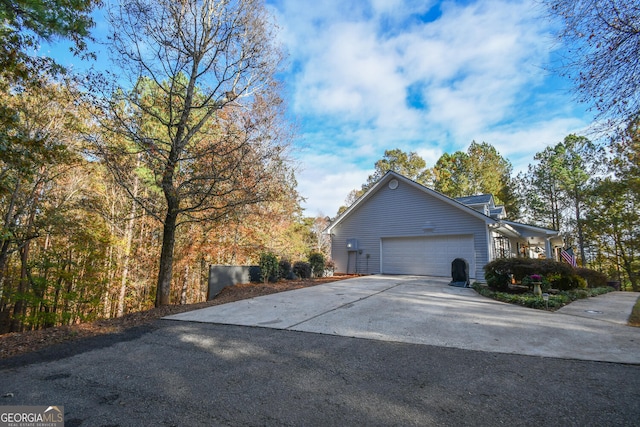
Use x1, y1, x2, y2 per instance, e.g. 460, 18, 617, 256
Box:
325, 171, 563, 282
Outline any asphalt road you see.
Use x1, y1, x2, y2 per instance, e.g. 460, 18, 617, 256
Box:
1, 321, 639, 426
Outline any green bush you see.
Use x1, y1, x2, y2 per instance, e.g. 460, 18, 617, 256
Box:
293, 261, 311, 279
308, 251, 326, 278
259, 252, 279, 283
279, 258, 292, 279
575, 267, 608, 288
472, 283, 613, 311
485, 270, 510, 292
552, 274, 586, 291
484, 258, 582, 290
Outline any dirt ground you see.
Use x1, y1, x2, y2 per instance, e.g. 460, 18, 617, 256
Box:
0, 276, 350, 360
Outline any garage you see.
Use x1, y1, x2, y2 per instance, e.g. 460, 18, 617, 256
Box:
381, 235, 475, 277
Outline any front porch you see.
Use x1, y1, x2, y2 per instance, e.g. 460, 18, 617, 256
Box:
490, 220, 564, 261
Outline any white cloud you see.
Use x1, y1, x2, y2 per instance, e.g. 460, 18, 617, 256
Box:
295, 152, 373, 217
269, 0, 594, 215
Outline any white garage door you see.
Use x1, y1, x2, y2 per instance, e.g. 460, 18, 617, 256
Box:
381, 235, 475, 277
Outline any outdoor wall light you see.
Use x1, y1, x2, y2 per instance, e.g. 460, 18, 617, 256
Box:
422, 222, 435, 232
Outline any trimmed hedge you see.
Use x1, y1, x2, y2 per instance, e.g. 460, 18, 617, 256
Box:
575, 267, 608, 288
293, 261, 311, 279
483, 258, 602, 291
279, 258, 292, 279
253, 254, 331, 281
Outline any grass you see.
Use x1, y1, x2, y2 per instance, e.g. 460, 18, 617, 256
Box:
471, 283, 615, 311
629, 296, 640, 327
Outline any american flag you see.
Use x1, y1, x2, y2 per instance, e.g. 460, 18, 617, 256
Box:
561, 247, 577, 267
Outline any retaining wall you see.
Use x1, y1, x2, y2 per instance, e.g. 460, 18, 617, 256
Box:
208, 265, 261, 300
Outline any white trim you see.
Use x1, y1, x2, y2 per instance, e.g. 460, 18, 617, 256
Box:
501, 220, 559, 235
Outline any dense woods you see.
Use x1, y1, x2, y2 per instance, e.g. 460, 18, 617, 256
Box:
0, 76, 318, 333
0, 0, 318, 333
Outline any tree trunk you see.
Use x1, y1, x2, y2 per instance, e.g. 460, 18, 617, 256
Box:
574, 191, 587, 266
117, 160, 140, 317
180, 264, 188, 305
157, 142, 180, 307
62, 248, 73, 324
0, 181, 20, 301
156, 210, 178, 306
551, 189, 561, 231
10, 243, 31, 332
0, 239, 11, 303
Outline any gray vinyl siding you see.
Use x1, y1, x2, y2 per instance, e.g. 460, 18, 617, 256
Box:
330, 179, 491, 280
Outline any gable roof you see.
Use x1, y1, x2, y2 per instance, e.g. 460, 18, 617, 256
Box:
326, 171, 561, 243
325, 171, 497, 234
490, 206, 507, 219
455, 194, 494, 206
455, 194, 508, 220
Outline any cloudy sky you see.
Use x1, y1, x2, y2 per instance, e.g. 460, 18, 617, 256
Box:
47, 0, 594, 217
266, 0, 593, 216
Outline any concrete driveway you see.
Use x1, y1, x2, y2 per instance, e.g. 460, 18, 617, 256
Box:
165, 275, 640, 364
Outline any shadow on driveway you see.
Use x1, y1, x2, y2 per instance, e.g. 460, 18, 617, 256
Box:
166, 275, 640, 364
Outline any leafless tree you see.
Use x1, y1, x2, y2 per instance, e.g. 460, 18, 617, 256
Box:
91, 0, 293, 306
544, 0, 640, 128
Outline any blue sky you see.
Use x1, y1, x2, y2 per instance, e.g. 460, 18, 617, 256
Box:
46, 0, 594, 217
267, 0, 593, 216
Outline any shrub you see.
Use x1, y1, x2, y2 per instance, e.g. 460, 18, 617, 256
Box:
292, 261, 311, 279
325, 258, 336, 276
485, 270, 510, 292
552, 274, 586, 291
308, 251, 326, 278
279, 258, 292, 280
484, 258, 583, 290
472, 283, 613, 311
575, 267, 608, 288
259, 252, 279, 283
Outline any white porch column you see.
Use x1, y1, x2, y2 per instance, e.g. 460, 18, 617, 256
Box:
545, 238, 553, 260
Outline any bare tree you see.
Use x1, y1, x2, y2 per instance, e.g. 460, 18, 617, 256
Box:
544, 0, 640, 127
92, 0, 292, 306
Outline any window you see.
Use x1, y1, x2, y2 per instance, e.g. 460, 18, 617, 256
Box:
493, 236, 512, 258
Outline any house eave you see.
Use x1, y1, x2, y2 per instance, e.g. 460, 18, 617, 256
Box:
501, 220, 560, 236
325, 171, 497, 234
500, 220, 563, 246
489, 222, 521, 238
